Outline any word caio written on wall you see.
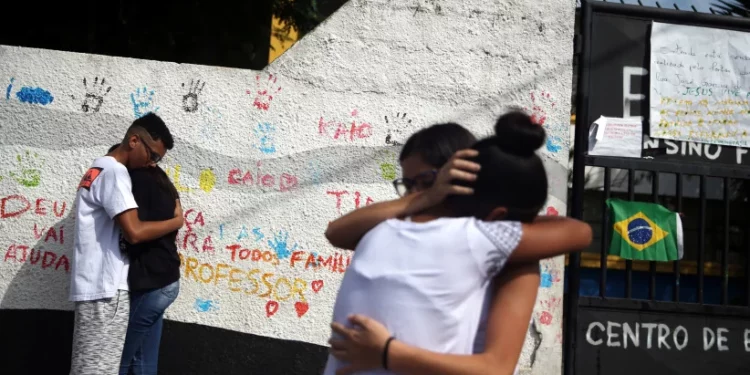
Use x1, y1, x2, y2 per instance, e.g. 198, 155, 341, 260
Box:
318, 109, 373, 142
178, 254, 325, 318
228, 162, 298, 192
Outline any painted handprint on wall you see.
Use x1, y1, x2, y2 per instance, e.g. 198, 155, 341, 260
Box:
378, 150, 397, 181
267, 230, 298, 260
181, 79, 205, 113
384, 112, 411, 146
248, 73, 282, 111
7, 150, 44, 188
253, 123, 277, 154
525, 91, 556, 126
80, 77, 111, 113
130, 86, 159, 118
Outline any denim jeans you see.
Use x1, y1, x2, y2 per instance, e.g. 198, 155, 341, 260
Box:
119, 280, 179, 375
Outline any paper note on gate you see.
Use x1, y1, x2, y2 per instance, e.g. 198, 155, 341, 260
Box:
588, 116, 642, 158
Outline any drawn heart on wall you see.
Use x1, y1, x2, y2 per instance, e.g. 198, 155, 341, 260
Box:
295, 301, 309, 317
266, 300, 279, 317
311, 280, 324, 293
546, 206, 559, 216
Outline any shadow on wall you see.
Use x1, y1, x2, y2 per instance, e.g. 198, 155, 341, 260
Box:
0, 209, 76, 374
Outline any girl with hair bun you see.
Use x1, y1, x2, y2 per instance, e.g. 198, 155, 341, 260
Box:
322, 110, 591, 375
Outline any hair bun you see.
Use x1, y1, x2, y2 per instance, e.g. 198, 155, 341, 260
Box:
492, 110, 546, 157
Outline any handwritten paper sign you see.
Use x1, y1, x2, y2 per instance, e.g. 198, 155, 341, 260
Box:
649, 22, 750, 147
589, 116, 642, 158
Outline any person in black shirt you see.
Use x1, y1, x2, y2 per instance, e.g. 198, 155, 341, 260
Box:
108, 144, 182, 375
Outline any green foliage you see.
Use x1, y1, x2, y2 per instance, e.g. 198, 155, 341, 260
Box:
712, 0, 750, 16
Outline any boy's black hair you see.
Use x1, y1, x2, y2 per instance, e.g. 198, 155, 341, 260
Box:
126, 113, 174, 150
448, 110, 548, 222
107, 144, 119, 154
399, 123, 477, 168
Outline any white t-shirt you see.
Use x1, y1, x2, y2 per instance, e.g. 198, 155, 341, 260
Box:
69, 156, 138, 302
323, 217, 523, 375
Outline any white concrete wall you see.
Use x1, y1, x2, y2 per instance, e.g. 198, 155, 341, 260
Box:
0, 0, 575, 373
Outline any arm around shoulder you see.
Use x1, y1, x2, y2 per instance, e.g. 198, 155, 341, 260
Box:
325, 192, 431, 250
510, 217, 592, 263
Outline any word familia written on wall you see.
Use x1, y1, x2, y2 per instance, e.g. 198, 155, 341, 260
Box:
649, 23, 750, 147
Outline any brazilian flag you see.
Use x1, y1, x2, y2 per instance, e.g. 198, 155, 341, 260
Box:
607, 199, 684, 261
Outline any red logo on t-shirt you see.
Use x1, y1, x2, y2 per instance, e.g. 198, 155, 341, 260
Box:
78, 167, 103, 190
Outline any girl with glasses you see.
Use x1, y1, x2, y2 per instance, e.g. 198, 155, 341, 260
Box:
323, 111, 592, 375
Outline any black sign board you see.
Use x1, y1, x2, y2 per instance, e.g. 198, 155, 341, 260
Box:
576, 306, 750, 375
586, 11, 750, 166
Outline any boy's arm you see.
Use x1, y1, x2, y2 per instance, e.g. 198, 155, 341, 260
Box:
116, 205, 184, 245
100, 167, 184, 244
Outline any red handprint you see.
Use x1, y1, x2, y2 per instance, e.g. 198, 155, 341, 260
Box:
248, 73, 282, 111
525, 91, 556, 126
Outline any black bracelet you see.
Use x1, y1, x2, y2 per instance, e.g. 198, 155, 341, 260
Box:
382, 336, 396, 370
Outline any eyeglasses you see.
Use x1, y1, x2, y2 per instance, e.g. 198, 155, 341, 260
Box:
137, 135, 162, 164
392, 170, 438, 197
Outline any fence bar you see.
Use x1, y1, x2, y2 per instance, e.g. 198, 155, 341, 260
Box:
722, 178, 730, 305
650, 171, 659, 300
600, 168, 612, 298
747, 205, 750, 307
698, 175, 706, 304
626, 169, 635, 298
674, 174, 682, 302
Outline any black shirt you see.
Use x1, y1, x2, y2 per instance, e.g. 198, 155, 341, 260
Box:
123, 167, 180, 291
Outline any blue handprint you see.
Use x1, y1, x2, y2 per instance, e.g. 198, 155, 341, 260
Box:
267, 230, 298, 259
308, 161, 322, 185
254, 123, 277, 154
546, 135, 563, 153
130, 86, 159, 119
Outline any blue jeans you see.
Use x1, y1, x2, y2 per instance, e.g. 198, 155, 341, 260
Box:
119, 280, 179, 375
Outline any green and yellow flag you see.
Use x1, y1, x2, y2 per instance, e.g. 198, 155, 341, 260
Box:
607, 199, 684, 261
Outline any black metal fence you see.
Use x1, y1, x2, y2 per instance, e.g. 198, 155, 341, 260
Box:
567, 2, 750, 374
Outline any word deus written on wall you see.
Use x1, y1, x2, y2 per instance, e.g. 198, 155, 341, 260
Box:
2, 194, 70, 272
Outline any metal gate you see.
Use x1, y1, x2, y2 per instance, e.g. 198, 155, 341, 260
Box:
566, 2, 750, 374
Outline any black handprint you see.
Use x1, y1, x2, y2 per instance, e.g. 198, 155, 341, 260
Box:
384, 112, 411, 146
81, 77, 112, 113
182, 79, 206, 113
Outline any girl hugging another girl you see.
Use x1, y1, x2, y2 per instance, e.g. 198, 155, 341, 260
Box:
322, 110, 592, 375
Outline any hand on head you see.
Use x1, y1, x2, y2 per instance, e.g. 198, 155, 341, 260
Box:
423, 149, 481, 205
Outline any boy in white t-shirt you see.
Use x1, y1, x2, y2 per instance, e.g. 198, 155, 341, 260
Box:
69, 113, 185, 375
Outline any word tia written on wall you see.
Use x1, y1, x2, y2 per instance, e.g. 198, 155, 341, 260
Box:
649, 22, 750, 148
